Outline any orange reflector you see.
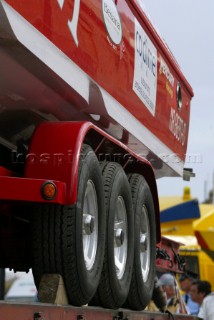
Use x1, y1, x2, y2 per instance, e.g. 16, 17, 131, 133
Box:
41, 181, 57, 200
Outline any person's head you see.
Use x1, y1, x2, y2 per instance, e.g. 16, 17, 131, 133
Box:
190, 280, 211, 305
158, 273, 176, 299
179, 272, 198, 293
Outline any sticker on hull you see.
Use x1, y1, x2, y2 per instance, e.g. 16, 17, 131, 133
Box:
102, 0, 122, 45
133, 19, 157, 116
159, 57, 175, 99
169, 107, 187, 146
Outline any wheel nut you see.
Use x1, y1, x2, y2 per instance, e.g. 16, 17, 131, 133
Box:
115, 229, 124, 247
140, 234, 147, 252
84, 215, 95, 235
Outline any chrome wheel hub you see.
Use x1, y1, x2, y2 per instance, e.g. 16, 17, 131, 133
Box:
140, 205, 150, 281
82, 180, 98, 271
114, 196, 128, 280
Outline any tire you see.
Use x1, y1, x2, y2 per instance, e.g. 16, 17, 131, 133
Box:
126, 174, 157, 310
31, 144, 106, 306
93, 162, 134, 309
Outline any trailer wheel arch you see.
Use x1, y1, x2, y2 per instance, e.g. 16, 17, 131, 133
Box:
25, 121, 160, 242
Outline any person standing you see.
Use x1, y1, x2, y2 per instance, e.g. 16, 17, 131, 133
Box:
179, 272, 199, 315
190, 280, 214, 320
158, 273, 188, 314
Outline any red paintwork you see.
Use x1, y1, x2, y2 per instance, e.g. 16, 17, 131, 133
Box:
24, 121, 90, 205
1, 0, 193, 168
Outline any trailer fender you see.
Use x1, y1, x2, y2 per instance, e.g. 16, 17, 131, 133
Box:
24, 120, 160, 241
24, 121, 95, 205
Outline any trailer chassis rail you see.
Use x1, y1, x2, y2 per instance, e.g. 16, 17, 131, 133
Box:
0, 301, 199, 320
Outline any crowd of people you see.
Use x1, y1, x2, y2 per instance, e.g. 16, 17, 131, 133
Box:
150, 271, 214, 320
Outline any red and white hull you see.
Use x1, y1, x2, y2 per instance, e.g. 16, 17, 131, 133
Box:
0, 0, 193, 178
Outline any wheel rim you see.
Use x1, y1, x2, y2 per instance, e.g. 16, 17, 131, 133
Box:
140, 205, 150, 281
114, 196, 128, 280
82, 180, 98, 271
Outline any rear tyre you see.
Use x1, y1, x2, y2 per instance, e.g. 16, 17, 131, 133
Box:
31, 144, 106, 306
93, 162, 134, 309
126, 174, 156, 310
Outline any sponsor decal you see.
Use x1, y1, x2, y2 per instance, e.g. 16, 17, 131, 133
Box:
133, 19, 157, 116
102, 0, 123, 45
159, 58, 174, 87
169, 107, 187, 146
166, 81, 173, 99
159, 57, 174, 98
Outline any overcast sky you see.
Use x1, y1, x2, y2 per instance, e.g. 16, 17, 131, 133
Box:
142, 1, 214, 202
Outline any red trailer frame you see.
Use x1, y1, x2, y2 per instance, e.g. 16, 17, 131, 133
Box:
0, 301, 199, 320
